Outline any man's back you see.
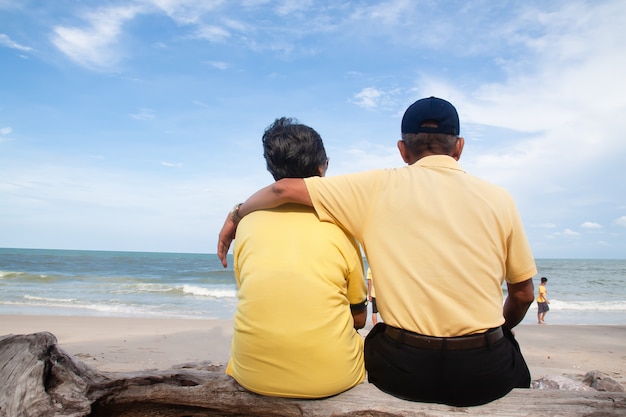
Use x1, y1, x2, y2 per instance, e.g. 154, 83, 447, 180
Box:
305, 154, 536, 337
226, 204, 366, 398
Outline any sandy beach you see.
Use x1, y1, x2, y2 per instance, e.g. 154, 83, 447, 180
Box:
1, 315, 624, 386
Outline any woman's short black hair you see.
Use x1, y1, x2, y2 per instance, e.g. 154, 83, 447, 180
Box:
262, 117, 327, 181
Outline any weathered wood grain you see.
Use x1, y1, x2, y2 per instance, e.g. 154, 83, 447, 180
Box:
1, 332, 625, 417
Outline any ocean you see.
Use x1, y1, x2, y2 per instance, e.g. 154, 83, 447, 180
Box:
1, 248, 625, 325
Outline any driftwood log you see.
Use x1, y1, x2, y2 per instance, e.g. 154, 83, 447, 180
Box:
1, 332, 625, 417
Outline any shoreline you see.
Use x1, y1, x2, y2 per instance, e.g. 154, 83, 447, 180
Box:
1, 315, 624, 385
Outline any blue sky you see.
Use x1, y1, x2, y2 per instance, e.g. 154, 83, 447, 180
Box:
1, 0, 625, 259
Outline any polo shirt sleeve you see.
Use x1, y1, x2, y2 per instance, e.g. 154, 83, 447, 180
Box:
345, 238, 366, 306
504, 195, 538, 284
304, 170, 382, 241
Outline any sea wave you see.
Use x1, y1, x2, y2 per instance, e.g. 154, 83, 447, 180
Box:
108, 283, 237, 298
549, 299, 626, 311
182, 284, 237, 298
23, 295, 77, 303
2, 297, 142, 315
528, 299, 626, 311
0, 271, 62, 282
1, 296, 199, 318
111, 283, 174, 294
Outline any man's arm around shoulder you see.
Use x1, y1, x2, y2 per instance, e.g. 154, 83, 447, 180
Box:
218, 178, 312, 267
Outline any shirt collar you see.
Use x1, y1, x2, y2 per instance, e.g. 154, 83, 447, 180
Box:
414, 155, 464, 172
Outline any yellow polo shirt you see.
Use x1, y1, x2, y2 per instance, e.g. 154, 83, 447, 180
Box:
537, 285, 547, 303
305, 155, 537, 337
226, 204, 366, 398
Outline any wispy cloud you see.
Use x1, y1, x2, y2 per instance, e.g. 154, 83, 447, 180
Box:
562, 229, 581, 237
351, 88, 383, 109
274, 0, 313, 16
537, 223, 558, 229
548, 228, 581, 239
129, 108, 155, 120
0, 126, 12, 142
161, 161, 183, 168
350, 87, 402, 111
0, 34, 33, 51
207, 60, 230, 70
581, 222, 602, 229
51, 5, 142, 70
147, 0, 223, 25
192, 25, 231, 42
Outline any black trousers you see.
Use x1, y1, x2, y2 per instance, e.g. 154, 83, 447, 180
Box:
364, 323, 531, 407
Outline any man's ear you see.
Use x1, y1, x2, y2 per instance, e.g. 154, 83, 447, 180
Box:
397, 140, 411, 163
452, 137, 465, 160
317, 160, 328, 177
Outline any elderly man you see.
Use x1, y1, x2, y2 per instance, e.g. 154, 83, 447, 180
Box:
218, 97, 536, 406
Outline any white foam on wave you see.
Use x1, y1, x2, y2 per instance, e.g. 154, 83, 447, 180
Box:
1, 296, 225, 319
113, 283, 174, 294
3, 297, 144, 315
182, 284, 237, 298
110, 283, 237, 298
23, 295, 76, 303
528, 299, 626, 311
0, 271, 28, 279
551, 299, 626, 311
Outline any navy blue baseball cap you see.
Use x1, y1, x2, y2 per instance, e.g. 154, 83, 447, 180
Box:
401, 97, 460, 136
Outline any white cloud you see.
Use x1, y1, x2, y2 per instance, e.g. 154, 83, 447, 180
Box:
0, 126, 12, 142
581, 222, 602, 229
275, 0, 312, 16
408, 2, 626, 224
350, 87, 402, 111
0, 33, 33, 51
466, 4, 626, 136
51, 5, 142, 70
562, 229, 581, 237
146, 0, 223, 25
130, 108, 155, 120
193, 25, 230, 42
351, 0, 416, 26
161, 161, 183, 168
207, 60, 229, 70
351, 88, 382, 109
547, 228, 581, 240
616, 216, 626, 227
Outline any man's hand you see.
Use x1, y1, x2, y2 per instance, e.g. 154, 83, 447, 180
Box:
352, 307, 367, 330
216, 179, 312, 267
217, 214, 237, 267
